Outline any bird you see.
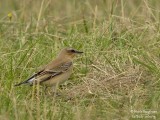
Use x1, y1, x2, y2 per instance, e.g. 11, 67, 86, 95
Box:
14, 48, 83, 91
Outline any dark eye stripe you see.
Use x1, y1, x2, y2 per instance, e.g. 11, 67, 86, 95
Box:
70, 49, 75, 52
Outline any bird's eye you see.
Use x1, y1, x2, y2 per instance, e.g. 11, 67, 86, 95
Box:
70, 49, 75, 53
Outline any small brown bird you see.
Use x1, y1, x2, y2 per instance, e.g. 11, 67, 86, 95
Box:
15, 48, 83, 90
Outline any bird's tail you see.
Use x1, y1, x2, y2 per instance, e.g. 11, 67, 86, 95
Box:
14, 81, 28, 86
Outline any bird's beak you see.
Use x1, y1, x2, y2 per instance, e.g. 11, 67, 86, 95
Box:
74, 50, 83, 54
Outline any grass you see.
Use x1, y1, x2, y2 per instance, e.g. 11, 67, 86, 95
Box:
0, 0, 160, 119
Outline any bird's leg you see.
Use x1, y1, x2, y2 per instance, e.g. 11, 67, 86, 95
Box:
52, 83, 61, 97
52, 86, 56, 93
52, 86, 57, 97
44, 86, 48, 95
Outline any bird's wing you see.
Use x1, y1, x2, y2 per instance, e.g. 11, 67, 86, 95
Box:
51, 61, 72, 72
39, 61, 72, 83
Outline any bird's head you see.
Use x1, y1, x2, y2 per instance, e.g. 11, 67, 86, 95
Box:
58, 48, 83, 59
